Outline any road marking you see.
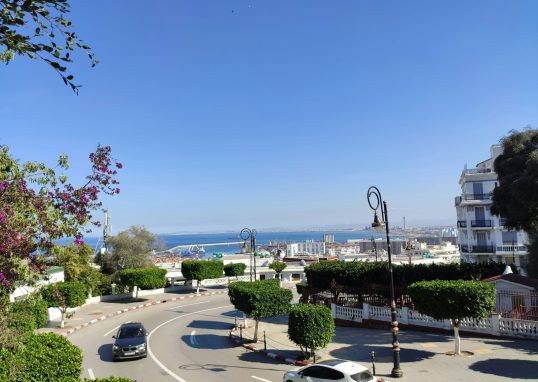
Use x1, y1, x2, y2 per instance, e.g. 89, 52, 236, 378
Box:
88, 368, 95, 380
190, 330, 198, 346
104, 325, 120, 337
252, 376, 272, 382
147, 304, 232, 382
167, 300, 209, 310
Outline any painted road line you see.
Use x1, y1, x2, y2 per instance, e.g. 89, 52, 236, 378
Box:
88, 368, 95, 380
252, 376, 272, 382
103, 325, 120, 337
147, 304, 232, 382
167, 301, 209, 310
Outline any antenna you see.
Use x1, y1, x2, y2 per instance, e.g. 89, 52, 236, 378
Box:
102, 210, 112, 255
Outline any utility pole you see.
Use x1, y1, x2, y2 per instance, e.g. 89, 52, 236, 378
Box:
102, 209, 111, 255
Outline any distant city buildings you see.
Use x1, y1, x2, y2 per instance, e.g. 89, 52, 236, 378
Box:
455, 144, 528, 267
286, 240, 326, 256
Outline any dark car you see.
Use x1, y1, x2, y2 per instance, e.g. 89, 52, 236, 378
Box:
112, 322, 148, 361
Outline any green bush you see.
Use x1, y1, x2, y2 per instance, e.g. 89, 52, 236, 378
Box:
181, 260, 224, 282
80, 267, 112, 296
82, 377, 137, 382
296, 281, 308, 295
224, 263, 246, 277
305, 261, 511, 291
288, 304, 335, 358
228, 280, 292, 319
118, 268, 167, 290
4, 332, 82, 382
41, 281, 88, 310
11, 294, 49, 328
7, 309, 36, 334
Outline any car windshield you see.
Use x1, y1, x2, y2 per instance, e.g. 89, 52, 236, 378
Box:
117, 326, 144, 339
350, 370, 374, 382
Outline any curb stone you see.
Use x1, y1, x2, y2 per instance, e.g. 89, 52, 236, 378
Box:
229, 327, 308, 367
55, 290, 227, 337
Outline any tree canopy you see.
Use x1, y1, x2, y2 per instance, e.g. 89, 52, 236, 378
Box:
97, 226, 159, 274
288, 304, 335, 359
491, 129, 538, 233
0, 0, 97, 93
0, 144, 121, 301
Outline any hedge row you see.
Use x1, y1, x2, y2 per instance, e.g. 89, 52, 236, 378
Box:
224, 263, 246, 277
304, 261, 509, 290
10, 294, 49, 329
181, 260, 224, 281
228, 279, 292, 319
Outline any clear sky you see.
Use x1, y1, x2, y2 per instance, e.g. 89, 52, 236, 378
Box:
1, 0, 537, 234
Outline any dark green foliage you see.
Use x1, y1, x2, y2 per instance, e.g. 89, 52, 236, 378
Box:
296, 281, 308, 295
82, 378, 137, 382
0, 0, 98, 93
41, 281, 87, 310
224, 262, 246, 277
305, 261, 510, 291
118, 268, 167, 290
269, 260, 287, 275
491, 129, 538, 232
80, 267, 112, 296
288, 304, 335, 358
228, 280, 292, 319
181, 260, 224, 282
6, 309, 36, 334
2, 332, 82, 382
408, 280, 496, 321
11, 294, 49, 328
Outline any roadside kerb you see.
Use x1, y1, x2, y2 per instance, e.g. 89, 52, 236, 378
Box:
59, 290, 226, 337
229, 327, 308, 367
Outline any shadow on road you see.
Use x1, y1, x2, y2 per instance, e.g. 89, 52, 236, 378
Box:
469, 358, 538, 379
480, 338, 538, 355
178, 360, 287, 373
98, 344, 114, 362
181, 333, 232, 349
329, 343, 436, 364
187, 320, 233, 330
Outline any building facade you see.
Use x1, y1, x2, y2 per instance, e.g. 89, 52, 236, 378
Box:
286, 240, 326, 256
455, 144, 528, 267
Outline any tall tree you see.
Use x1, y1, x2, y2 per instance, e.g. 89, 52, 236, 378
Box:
0, 0, 97, 93
491, 129, 538, 276
0, 144, 121, 302
98, 226, 159, 275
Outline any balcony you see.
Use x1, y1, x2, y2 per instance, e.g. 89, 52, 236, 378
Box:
457, 220, 467, 228
472, 245, 495, 253
460, 245, 469, 253
471, 220, 493, 228
463, 193, 491, 201
497, 245, 526, 253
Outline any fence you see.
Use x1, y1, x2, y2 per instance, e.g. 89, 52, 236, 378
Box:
331, 303, 538, 339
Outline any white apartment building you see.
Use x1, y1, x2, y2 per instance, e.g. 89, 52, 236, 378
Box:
286, 240, 326, 257
455, 144, 528, 267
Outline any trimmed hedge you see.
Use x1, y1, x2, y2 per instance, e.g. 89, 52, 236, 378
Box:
224, 263, 246, 277
296, 281, 308, 295
181, 260, 224, 281
228, 280, 292, 319
269, 261, 287, 275
118, 267, 167, 290
1, 332, 82, 382
305, 261, 510, 291
41, 281, 87, 310
288, 304, 335, 358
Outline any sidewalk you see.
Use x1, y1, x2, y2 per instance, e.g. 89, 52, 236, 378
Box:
230, 314, 538, 381
39, 285, 228, 337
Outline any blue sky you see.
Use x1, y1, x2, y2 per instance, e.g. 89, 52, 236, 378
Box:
1, 0, 537, 234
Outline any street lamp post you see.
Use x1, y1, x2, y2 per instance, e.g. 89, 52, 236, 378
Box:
367, 186, 403, 378
240, 228, 257, 282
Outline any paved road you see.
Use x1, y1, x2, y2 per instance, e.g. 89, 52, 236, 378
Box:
69, 294, 290, 382
62, 288, 538, 382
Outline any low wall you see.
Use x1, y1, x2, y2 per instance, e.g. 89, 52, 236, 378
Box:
331, 303, 538, 340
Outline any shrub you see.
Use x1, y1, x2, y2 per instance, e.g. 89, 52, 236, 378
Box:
224, 263, 246, 277
181, 260, 224, 293
41, 281, 87, 328
269, 261, 287, 276
296, 281, 308, 295
11, 294, 49, 328
5, 332, 82, 382
118, 268, 167, 298
288, 304, 335, 358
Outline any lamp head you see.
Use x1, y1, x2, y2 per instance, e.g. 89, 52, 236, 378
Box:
371, 211, 385, 232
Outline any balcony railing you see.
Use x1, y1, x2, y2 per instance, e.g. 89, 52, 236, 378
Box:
497, 245, 526, 253
471, 220, 493, 228
457, 221, 467, 228
472, 245, 495, 253
464, 193, 491, 200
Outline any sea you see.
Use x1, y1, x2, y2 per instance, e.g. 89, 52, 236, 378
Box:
78, 230, 392, 258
